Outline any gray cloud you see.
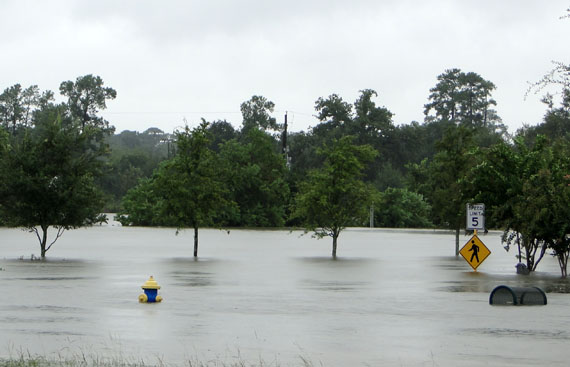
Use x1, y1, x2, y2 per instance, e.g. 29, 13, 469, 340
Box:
0, 0, 568, 132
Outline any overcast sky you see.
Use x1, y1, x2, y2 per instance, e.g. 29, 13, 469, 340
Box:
1, 0, 568, 134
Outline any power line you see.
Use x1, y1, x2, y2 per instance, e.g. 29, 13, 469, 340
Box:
103, 111, 243, 115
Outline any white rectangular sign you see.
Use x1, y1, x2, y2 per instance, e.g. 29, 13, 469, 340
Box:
466, 203, 485, 230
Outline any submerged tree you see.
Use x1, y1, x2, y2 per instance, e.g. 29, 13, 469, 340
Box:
469, 136, 570, 276
291, 136, 377, 258
0, 75, 115, 258
0, 105, 108, 258
155, 121, 231, 257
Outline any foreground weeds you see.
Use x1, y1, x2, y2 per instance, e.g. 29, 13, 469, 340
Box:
0, 351, 319, 367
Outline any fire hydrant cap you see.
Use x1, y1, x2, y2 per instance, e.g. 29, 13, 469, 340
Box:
141, 276, 161, 290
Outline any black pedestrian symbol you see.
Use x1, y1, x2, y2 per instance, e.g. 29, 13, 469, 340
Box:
469, 240, 480, 263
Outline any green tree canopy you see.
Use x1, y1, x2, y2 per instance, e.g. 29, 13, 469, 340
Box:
291, 136, 378, 258
315, 93, 353, 129
0, 104, 108, 258
117, 177, 165, 227
351, 89, 394, 142
100, 128, 170, 211
375, 188, 432, 228
469, 135, 570, 276
409, 124, 475, 255
0, 84, 54, 134
311, 90, 398, 186
424, 68, 499, 128
59, 74, 116, 132
161, 122, 232, 257
240, 95, 279, 132
119, 121, 232, 257
207, 119, 238, 152
219, 127, 290, 227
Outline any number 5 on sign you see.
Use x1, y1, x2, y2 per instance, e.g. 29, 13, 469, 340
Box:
467, 203, 485, 231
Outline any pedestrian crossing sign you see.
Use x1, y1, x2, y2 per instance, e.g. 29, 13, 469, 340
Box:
459, 234, 491, 271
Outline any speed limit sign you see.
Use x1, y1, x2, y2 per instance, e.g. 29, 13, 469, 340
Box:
466, 203, 485, 230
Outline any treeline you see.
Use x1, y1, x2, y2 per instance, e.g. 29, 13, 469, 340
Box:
105, 77, 508, 227
1, 66, 569, 275
108, 71, 507, 229
112, 67, 569, 274
101, 127, 171, 210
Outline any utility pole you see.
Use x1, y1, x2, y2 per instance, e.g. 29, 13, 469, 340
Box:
282, 111, 288, 154
282, 112, 290, 169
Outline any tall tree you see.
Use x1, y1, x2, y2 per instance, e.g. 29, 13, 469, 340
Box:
289, 93, 355, 181
59, 74, 116, 132
0, 84, 24, 133
291, 136, 377, 258
311, 90, 399, 185
314, 93, 353, 128
424, 68, 498, 128
351, 89, 394, 142
350, 89, 396, 182
457, 71, 497, 127
240, 95, 279, 132
0, 84, 53, 134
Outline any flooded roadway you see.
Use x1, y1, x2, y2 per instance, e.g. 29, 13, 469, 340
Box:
1, 223, 570, 366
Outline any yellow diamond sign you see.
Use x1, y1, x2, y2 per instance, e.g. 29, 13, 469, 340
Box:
459, 234, 491, 271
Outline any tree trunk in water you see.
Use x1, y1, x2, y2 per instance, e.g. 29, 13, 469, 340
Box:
332, 235, 338, 258
194, 226, 199, 258
455, 228, 460, 257
517, 232, 522, 263
559, 254, 568, 278
40, 225, 48, 259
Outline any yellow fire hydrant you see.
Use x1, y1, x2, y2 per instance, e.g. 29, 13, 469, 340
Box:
139, 276, 163, 303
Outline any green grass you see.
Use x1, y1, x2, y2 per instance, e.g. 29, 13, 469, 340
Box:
0, 353, 147, 367
0, 352, 320, 367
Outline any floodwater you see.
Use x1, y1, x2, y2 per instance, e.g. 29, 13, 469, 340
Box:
1, 219, 570, 366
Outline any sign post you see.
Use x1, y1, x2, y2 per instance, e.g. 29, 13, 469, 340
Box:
461, 203, 490, 271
